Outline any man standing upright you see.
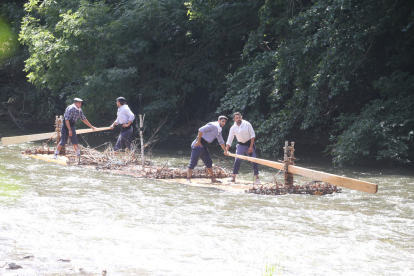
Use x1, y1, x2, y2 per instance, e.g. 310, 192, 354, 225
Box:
53, 98, 96, 159
109, 97, 135, 151
187, 116, 229, 183
226, 112, 260, 183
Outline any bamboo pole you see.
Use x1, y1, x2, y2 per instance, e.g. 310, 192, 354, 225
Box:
227, 152, 378, 194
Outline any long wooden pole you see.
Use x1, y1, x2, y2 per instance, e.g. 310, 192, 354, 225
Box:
1, 127, 111, 146
227, 152, 378, 194
138, 93, 145, 168
139, 114, 145, 168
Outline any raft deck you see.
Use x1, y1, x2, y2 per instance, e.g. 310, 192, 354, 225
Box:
24, 154, 256, 193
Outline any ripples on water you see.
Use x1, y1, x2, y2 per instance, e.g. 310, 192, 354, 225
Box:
0, 139, 413, 275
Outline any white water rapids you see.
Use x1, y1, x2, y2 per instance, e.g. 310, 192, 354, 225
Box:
1, 139, 413, 275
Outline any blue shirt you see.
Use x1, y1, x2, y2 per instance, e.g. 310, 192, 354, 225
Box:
198, 122, 225, 145
64, 104, 86, 122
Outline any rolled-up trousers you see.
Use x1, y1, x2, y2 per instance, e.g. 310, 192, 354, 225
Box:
188, 140, 213, 169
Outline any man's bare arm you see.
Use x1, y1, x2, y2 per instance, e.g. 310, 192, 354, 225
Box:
193, 131, 203, 147
82, 119, 96, 130
66, 120, 72, 136
248, 137, 255, 153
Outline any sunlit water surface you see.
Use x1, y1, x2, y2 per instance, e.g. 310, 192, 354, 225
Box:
0, 131, 413, 275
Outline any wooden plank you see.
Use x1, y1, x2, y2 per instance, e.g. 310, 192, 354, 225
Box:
1, 127, 111, 146
228, 152, 284, 170
27, 154, 68, 166
227, 153, 378, 194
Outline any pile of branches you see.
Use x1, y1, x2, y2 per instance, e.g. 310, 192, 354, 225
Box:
147, 165, 229, 179
23, 139, 231, 179
65, 142, 152, 168
22, 146, 55, 155
67, 143, 230, 179
247, 181, 341, 195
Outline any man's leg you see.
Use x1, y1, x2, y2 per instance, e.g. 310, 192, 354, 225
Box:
231, 144, 246, 182
72, 144, 81, 162
187, 146, 202, 182
54, 127, 68, 158
187, 168, 193, 180
65, 127, 81, 162
114, 132, 123, 151
200, 149, 220, 183
206, 167, 219, 183
115, 128, 133, 151
249, 144, 260, 182
126, 128, 133, 150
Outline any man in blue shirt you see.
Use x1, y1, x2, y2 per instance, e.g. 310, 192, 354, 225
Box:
109, 97, 135, 151
53, 98, 96, 159
187, 116, 229, 183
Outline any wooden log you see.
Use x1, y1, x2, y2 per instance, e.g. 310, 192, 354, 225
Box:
227, 152, 378, 194
284, 141, 294, 187
1, 127, 111, 146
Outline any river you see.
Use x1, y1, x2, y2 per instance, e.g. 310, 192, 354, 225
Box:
0, 126, 413, 275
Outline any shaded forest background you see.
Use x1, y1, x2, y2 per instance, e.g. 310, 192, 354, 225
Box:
1, 0, 413, 166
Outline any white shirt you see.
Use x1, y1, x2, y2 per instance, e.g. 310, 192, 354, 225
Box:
226, 120, 256, 146
116, 104, 135, 124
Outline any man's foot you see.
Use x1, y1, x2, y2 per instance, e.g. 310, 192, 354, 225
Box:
187, 178, 192, 183
52, 154, 58, 159
255, 177, 261, 184
230, 177, 236, 182
211, 178, 222, 184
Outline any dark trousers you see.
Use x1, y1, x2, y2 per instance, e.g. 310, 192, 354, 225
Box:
233, 144, 259, 175
59, 126, 78, 146
188, 140, 213, 169
115, 127, 133, 151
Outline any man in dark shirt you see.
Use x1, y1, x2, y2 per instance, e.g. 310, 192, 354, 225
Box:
53, 98, 95, 159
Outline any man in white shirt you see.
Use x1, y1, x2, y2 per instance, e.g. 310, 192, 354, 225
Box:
109, 97, 135, 151
226, 112, 260, 183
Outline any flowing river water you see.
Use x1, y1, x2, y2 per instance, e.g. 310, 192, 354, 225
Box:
0, 126, 413, 275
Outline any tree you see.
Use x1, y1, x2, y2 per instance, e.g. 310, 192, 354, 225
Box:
218, 0, 414, 165
19, 0, 258, 135
1, 0, 62, 127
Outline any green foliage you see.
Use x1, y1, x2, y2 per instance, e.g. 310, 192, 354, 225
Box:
218, 0, 414, 165
0, 16, 18, 64
331, 71, 414, 165
1, 0, 63, 124
1, 0, 413, 165
19, 0, 253, 135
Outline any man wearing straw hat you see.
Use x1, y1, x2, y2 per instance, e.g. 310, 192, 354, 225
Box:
53, 98, 96, 159
109, 97, 135, 151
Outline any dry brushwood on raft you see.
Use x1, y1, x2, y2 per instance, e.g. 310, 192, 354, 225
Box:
22, 143, 229, 179
22, 141, 342, 196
